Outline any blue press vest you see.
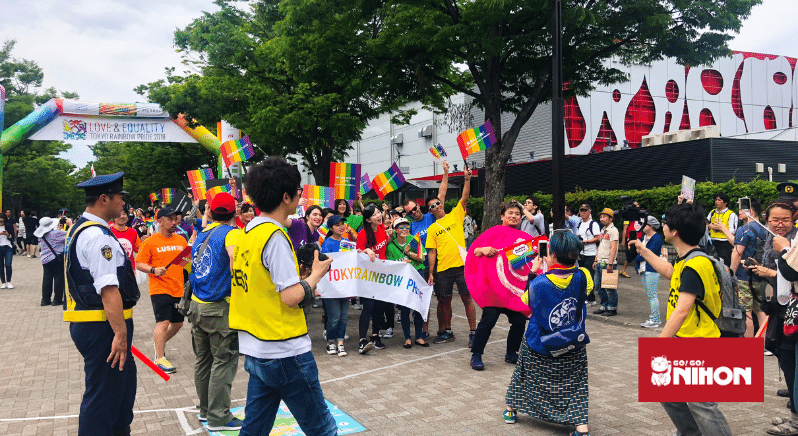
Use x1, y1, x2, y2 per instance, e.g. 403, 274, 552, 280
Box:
525, 269, 587, 355
190, 224, 235, 302
64, 217, 140, 322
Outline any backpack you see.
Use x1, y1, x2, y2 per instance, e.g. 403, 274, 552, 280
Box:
686, 251, 746, 337
582, 220, 601, 248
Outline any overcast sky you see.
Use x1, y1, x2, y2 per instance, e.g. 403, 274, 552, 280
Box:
0, 0, 794, 167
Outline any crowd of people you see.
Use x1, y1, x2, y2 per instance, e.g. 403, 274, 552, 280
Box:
22, 157, 798, 436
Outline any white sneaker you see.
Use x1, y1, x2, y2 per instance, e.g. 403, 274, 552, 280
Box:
586, 300, 598, 307
344, 334, 350, 340
765, 350, 774, 356
337, 344, 347, 357
322, 330, 327, 341
6, 283, 13, 289
326, 343, 337, 355
641, 320, 660, 328
383, 327, 394, 339
0, 283, 6, 289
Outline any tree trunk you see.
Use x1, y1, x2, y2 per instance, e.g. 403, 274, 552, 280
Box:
482, 149, 506, 229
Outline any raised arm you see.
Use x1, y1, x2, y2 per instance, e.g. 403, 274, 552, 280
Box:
459, 166, 472, 207
437, 161, 450, 204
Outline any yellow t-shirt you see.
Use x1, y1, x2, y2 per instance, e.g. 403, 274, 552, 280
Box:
426, 201, 466, 272
667, 253, 721, 338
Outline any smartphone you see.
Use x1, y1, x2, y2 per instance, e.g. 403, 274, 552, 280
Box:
744, 257, 760, 267
538, 240, 548, 258
739, 196, 751, 211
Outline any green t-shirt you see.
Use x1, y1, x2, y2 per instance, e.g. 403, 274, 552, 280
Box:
386, 239, 425, 271
345, 214, 364, 232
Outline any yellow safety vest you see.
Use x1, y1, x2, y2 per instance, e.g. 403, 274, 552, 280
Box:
708, 209, 733, 239
228, 221, 307, 341
667, 252, 721, 338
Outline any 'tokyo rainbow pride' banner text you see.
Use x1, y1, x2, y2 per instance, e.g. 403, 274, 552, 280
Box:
302, 185, 335, 209
187, 168, 215, 200
371, 163, 405, 200
220, 134, 255, 168
330, 162, 362, 201
456, 120, 497, 160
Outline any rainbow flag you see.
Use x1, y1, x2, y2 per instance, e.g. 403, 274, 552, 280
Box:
302, 185, 335, 208
161, 188, 176, 204
317, 223, 330, 244
340, 239, 357, 252
503, 239, 536, 270
371, 163, 405, 200
360, 173, 371, 195
330, 162, 362, 201
206, 184, 232, 202
149, 192, 159, 204
409, 232, 423, 258
429, 143, 448, 162
219, 135, 255, 168
456, 120, 497, 160
187, 168, 215, 200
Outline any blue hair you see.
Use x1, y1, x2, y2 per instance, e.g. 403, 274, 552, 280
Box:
549, 231, 583, 265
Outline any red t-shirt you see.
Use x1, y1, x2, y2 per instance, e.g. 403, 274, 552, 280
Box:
357, 225, 388, 260
110, 226, 141, 265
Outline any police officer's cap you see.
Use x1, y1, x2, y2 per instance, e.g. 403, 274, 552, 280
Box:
777, 182, 798, 198
76, 171, 128, 197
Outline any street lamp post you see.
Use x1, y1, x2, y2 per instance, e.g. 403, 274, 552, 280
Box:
551, 0, 565, 230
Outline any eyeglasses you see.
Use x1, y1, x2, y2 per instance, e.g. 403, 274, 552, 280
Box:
396, 225, 410, 230
768, 218, 793, 226
525, 200, 534, 205
429, 201, 442, 209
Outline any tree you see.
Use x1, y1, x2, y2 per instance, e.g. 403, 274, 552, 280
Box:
136, 0, 422, 185
285, 0, 759, 227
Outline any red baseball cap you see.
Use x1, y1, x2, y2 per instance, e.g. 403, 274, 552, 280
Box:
210, 192, 236, 214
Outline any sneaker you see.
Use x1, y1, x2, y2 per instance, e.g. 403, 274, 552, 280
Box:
0, 283, 6, 289
344, 334, 350, 340
358, 339, 373, 355
30, 255, 36, 259
373, 338, 386, 350
6, 283, 13, 289
641, 320, 660, 328
198, 414, 207, 423
322, 330, 327, 341
765, 350, 774, 356
326, 343, 337, 355
586, 300, 598, 307
337, 344, 347, 357
155, 357, 176, 374
505, 352, 519, 364
592, 308, 606, 315
433, 332, 454, 344
468, 331, 475, 348
503, 409, 516, 424
603, 310, 617, 316
207, 417, 244, 431
383, 327, 394, 339
471, 353, 485, 371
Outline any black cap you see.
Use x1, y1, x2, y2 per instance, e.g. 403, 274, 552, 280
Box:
156, 207, 177, 219
76, 171, 128, 197
326, 215, 346, 228
778, 182, 798, 198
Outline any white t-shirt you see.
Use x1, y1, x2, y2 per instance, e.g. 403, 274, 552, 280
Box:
578, 220, 601, 256
237, 216, 312, 360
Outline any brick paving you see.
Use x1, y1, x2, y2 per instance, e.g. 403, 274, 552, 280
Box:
0, 254, 787, 435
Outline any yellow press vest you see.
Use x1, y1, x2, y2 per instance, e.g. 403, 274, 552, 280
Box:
708, 209, 733, 239
667, 253, 721, 338
229, 221, 308, 341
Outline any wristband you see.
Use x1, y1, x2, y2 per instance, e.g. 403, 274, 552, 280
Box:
150, 267, 155, 274
297, 280, 314, 308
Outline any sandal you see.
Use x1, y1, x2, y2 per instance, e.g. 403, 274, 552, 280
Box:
774, 418, 792, 426
404, 340, 412, 349
767, 423, 798, 436
619, 271, 630, 278
415, 339, 430, 347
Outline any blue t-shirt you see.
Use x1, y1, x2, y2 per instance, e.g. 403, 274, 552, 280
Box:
410, 213, 437, 247
321, 237, 352, 254
734, 221, 768, 281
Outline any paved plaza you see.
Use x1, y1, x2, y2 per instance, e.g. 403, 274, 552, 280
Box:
0, 255, 788, 435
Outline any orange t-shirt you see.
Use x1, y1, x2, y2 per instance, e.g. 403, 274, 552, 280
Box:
136, 232, 188, 297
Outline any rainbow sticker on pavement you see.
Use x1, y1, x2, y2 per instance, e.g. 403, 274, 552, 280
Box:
201, 400, 365, 435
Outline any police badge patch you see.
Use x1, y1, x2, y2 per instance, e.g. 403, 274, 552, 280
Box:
101, 245, 113, 261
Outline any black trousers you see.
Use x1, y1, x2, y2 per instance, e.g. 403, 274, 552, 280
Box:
470, 307, 527, 356
711, 240, 733, 267
377, 301, 394, 330
70, 318, 136, 436
579, 255, 596, 301
778, 345, 796, 413
358, 297, 383, 339
41, 256, 65, 304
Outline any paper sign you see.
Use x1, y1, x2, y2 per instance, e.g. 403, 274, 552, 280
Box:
681, 175, 696, 201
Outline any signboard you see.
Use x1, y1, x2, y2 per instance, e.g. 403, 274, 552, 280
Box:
29, 115, 198, 143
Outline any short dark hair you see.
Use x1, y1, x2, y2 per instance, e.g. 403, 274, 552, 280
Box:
245, 157, 301, 213
425, 196, 440, 206
715, 193, 730, 205
748, 198, 762, 218
401, 198, 413, 207
211, 210, 235, 222
501, 201, 523, 215
526, 196, 540, 208
565, 204, 575, 214
664, 203, 706, 246
304, 205, 323, 222
241, 203, 254, 214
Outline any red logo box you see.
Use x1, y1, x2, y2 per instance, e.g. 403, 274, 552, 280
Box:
638, 338, 764, 402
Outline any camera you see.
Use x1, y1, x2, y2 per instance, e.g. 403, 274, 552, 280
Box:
615, 196, 648, 226
296, 243, 329, 268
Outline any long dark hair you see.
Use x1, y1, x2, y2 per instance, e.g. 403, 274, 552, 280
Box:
334, 199, 352, 217
363, 205, 379, 247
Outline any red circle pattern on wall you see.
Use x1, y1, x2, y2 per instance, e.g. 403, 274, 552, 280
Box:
701, 70, 723, 95
612, 89, 621, 102
665, 80, 679, 103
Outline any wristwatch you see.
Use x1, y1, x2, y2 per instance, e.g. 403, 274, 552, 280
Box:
150, 267, 155, 274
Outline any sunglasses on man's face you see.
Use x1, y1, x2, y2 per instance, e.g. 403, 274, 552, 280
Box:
409, 205, 420, 213
429, 201, 442, 209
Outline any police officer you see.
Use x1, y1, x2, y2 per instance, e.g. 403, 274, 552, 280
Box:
777, 182, 798, 223
65, 172, 140, 436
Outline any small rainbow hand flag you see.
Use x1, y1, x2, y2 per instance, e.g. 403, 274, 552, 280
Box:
429, 143, 448, 162
149, 192, 159, 204
220, 135, 255, 168
371, 163, 405, 200
457, 120, 497, 160
187, 168, 215, 200
340, 239, 357, 252
503, 239, 536, 270
206, 184, 232, 202
409, 232, 423, 258
330, 162, 362, 201
302, 185, 335, 209
360, 173, 371, 195
317, 223, 330, 244
161, 188, 176, 204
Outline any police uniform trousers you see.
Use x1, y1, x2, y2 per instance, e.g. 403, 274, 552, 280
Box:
70, 318, 136, 436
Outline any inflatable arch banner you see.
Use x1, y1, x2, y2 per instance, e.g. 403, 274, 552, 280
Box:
0, 98, 223, 207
